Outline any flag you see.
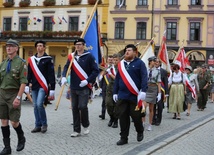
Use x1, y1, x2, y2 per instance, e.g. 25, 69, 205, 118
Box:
51, 16, 55, 24
83, 9, 102, 64
158, 35, 172, 77
33, 17, 36, 20
62, 17, 67, 23
37, 18, 41, 22
183, 73, 197, 99
173, 47, 190, 72
58, 17, 62, 24
141, 41, 155, 69
27, 17, 31, 25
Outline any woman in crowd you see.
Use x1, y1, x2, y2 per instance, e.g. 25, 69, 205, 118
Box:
143, 56, 161, 131
168, 64, 186, 120
185, 66, 199, 116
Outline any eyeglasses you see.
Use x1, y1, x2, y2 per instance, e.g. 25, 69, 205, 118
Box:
6, 45, 17, 48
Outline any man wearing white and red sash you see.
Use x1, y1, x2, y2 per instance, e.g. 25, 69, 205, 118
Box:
26, 40, 56, 134
61, 38, 99, 137
113, 44, 147, 145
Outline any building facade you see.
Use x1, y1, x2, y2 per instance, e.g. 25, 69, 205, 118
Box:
106, 0, 214, 68
0, 0, 109, 70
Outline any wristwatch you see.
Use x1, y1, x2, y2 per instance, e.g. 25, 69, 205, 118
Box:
16, 96, 21, 100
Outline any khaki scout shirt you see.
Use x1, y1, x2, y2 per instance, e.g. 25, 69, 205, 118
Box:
0, 55, 28, 89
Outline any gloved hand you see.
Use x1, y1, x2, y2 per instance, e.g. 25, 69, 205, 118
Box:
113, 94, 118, 102
165, 94, 169, 97
48, 90, 55, 101
79, 80, 88, 87
61, 77, 67, 86
137, 92, 146, 102
106, 68, 112, 75
24, 86, 30, 94
98, 75, 103, 81
157, 93, 161, 102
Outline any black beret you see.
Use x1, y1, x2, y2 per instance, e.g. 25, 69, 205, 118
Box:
6, 38, 19, 47
124, 44, 137, 53
148, 56, 157, 61
74, 38, 86, 45
35, 40, 46, 47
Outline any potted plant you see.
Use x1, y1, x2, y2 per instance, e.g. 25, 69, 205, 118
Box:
43, 0, 56, 6
88, 0, 102, 5
19, 0, 31, 7
69, 0, 81, 5
3, 1, 15, 7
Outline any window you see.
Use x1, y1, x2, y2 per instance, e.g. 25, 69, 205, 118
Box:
68, 17, 79, 31
116, 0, 125, 6
190, 22, 200, 41
43, 17, 53, 31
168, 0, 178, 5
7, 0, 14, 2
136, 22, 146, 40
138, 0, 147, 5
3, 18, 12, 31
115, 22, 124, 39
166, 22, 177, 40
191, 0, 201, 5
19, 17, 28, 31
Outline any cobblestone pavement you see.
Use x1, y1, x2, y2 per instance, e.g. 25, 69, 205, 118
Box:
151, 119, 214, 155
1, 84, 214, 155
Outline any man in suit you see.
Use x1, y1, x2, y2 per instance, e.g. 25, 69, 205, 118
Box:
152, 58, 169, 126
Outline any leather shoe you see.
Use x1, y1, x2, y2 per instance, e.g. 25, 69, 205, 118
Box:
31, 127, 41, 133
137, 133, 144, 142
116, 139, 128, 145
99, 115, 105, 120
16, 136, 26, 151
112, 122, 118, 128
108, 120, 113, 127
41, 126, 47, 133
155, 122, 160, 126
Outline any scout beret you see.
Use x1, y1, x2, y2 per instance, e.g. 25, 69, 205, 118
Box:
185, 66, 193, 72
74, 38, 86, 45
124, 44, 137, 53
6, 38, 19, 47
148, 56, 157, 61
35, 40, 46, 47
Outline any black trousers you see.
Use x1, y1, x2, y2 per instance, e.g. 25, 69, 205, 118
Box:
116, 99, 144, 140
153, 99, 164, 124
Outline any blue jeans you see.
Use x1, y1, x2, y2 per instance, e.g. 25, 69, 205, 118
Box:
32, 88, 47, 127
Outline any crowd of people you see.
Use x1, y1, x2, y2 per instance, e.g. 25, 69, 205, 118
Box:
0, 38, 213, 155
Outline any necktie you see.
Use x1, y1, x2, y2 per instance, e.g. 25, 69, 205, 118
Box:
6, 59, 12, 73
149, 69, 152, 81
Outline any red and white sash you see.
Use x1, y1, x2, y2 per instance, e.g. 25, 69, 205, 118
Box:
68, 53, 92, 89
118, 60, 145, 111
28, 56, 51, 94
118, 60, 139, 95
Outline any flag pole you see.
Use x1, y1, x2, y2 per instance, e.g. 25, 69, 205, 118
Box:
173, 39, 185, 63
139, 36, 155, 59
55, 0, 100, 111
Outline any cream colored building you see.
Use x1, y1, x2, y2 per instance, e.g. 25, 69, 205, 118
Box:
0, 0, 109, 70
106, 0, 214, 68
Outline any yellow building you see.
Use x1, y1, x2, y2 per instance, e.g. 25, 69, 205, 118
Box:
106, 0, 214, 68
0, 0, 109, 70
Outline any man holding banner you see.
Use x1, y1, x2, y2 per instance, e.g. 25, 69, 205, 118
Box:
61, 38, 99, 137
113, 44, 147, 145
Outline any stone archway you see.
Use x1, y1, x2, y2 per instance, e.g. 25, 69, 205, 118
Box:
186, 50, 205, 69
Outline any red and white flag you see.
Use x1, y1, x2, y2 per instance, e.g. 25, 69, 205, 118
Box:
158, 35, 172, 77
173, 47, 190, 72
183, 74, 197, 99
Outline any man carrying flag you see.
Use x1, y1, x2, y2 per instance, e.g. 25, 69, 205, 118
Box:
61, 38, 99, 137
113, 44, 147, 145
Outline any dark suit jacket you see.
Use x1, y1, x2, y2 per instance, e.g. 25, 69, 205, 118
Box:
160, 68, 169, 95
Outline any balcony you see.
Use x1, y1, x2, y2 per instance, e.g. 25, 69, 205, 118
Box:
0, 31, 82, 42
19, 0, 31, 7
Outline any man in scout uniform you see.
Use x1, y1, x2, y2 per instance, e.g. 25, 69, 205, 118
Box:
197, 64, 212, 111
0, 39, 28, 154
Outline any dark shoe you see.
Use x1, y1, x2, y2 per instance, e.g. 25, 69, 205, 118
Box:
112, 121, 118, 128
31, 127, 41, 133
99, 115, 105, 120
172, 113, 177, 119
108, 118, 114, 127
151, 121, 156, 125
116, 139, 128, 145
16, 136, 25, 151
0, 138, 11, 155
177, 117, 181, 120
155, 122, 160, 126
137, 133, 144, 142
41, 126, 47, 133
